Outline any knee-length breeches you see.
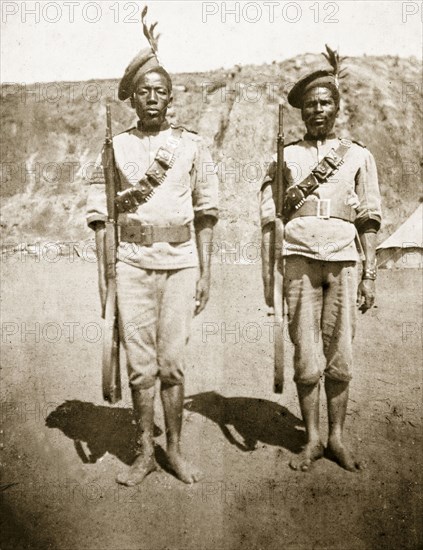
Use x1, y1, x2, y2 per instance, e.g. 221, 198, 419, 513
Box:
284, 255, 358, 385
116, 261, 197, 389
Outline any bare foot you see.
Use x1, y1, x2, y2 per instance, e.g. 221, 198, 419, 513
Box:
167, 451, 203, 484
289, 441, 324, 471
326, 437, 365, 472
116, 454, 157, 486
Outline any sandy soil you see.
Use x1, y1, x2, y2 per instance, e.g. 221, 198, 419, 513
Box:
1, 257, 422, 550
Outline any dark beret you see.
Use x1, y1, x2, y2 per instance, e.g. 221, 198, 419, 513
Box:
118, 47, 172, 101
288, 69, 340, 109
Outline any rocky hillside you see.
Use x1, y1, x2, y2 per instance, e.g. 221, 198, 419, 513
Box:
1, 53, 422, 245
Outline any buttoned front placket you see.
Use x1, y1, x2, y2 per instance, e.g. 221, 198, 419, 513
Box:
148, 134, 155, 165
316, 138, 324, 163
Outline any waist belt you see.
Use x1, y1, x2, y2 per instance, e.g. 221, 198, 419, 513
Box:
289, 199, 357, 223
120, 224, 191, 245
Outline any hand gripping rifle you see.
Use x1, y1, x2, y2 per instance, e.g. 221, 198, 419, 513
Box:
101, 104, 122, 403
272, 103, 285, 393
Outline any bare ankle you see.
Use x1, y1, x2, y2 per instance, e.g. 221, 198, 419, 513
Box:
328, 431, 343, 444
167, 442, 181, 456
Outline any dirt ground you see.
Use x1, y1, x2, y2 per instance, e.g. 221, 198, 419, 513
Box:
1, 256, 422, 550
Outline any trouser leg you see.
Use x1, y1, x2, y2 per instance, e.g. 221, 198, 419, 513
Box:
321, 261, 357, 382
284, 255, 324, 385
116, 261, 159, 390
157, 268, 197, 386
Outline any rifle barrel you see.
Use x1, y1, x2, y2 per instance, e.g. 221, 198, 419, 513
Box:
106, 104, 112, 141
276, 103, 284, 217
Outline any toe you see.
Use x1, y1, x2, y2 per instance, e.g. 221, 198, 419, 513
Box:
289, 459, 298, 470
300, 461, 310, 472
192, 470, 204, 483
116, 473, 129, 486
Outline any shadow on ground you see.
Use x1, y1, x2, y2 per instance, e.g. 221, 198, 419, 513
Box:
46, 393, 305, 468
185, 392, 304, 453
45, 400, 162, 466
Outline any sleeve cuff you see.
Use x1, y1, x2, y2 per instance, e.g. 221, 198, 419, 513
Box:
355, 214, 381, 233
261, 216, 275, 229
194, 208, 219, 223
87, 214, 108, 230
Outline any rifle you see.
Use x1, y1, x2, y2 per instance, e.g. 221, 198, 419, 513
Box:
101, 104, 122, 404
272, 103, 285, 394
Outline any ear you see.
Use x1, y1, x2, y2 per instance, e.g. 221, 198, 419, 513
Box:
130, 95, 135, 109
167, 93, 173, 108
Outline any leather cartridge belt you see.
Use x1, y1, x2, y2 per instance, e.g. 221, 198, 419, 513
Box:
288, 199, 357, 223
120, 224, 191, 245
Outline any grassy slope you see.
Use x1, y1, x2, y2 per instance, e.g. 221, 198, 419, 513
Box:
1, 54, 421, 243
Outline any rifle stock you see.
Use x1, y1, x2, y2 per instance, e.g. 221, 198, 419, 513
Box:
101, 104, 122, 404
273, 103, 285, 394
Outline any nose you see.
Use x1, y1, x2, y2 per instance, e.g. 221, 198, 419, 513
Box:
314, 101, 323, 113
147, 89, 158, 104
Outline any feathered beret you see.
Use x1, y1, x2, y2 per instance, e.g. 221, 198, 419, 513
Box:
118, 6, 171, 101
287, 69, 339, 109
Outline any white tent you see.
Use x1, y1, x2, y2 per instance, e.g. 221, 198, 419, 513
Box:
377, 204, 423, 269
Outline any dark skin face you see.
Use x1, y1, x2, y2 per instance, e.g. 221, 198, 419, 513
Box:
130, 71, 173, 131
301, 86, 338, 139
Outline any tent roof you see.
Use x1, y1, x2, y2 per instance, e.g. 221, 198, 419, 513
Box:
377, 204, 423, 250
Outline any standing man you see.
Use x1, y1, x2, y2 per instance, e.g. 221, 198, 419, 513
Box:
260, 70, 382, 471
86, 41, 218, 485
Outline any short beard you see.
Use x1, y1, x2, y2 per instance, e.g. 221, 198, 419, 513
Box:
139, 112, 166, 132
306, 120, 336, 139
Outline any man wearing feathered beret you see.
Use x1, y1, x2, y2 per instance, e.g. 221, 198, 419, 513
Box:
259, 56, 382, 472
86, 12, 218, 485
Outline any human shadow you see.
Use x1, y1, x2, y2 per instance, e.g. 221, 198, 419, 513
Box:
45, 400, 162, 466
185, 392, 304, 453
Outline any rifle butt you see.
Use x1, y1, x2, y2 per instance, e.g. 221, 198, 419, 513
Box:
102, 281, 122, 404
273, 256, 284, 394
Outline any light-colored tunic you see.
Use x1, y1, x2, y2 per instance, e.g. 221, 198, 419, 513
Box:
87, 122, 218, 270
259, 134, 382, 261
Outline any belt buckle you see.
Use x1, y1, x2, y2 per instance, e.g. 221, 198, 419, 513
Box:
140, 225, 153, 245
317, 199, 331, 219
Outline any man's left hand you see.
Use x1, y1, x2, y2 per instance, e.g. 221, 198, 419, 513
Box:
357, 279, 376, 313
195, 274, 210, 315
